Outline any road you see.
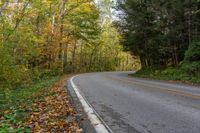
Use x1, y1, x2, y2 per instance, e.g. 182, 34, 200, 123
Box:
72, 72, 200, 133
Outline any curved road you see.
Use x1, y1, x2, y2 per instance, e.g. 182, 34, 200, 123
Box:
72, 72, 200, 133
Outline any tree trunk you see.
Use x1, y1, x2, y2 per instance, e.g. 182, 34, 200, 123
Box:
72, 40, 77, 72
63, 43, 68, 73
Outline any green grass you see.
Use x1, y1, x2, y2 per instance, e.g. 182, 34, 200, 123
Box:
130, 67, 200, 84
0, 75, 61, 133
131, 40, 200, 85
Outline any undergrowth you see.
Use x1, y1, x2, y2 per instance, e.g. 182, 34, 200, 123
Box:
0, 71, 61, 132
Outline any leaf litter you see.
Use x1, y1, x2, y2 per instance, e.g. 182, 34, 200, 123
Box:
26, 77, 82, 133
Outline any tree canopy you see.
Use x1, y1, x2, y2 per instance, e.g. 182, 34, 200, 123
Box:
117, 0, 200, 68
0, 0, 137, 90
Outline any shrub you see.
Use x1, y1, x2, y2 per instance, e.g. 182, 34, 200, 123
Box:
181, 61, 200, 77
184, 41, 200, 62
182, 41, 200, 78
0, 46, 31, 90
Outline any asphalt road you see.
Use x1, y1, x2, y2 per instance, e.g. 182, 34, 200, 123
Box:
72, 72, 200, 133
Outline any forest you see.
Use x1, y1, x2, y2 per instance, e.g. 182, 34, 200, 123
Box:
0, 0, 139, 91
0, 0, 200, 132
117, 0, 200, 83
0, 0, 139, 132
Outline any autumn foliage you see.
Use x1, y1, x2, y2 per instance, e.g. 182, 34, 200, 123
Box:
0, 0, 137, 91
26, 78, 81, 133
0, 0, 138, 132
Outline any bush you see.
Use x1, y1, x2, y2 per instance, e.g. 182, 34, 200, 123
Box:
184, 41, 200, 62
0, 46, 31, 90
131, 41, 200, 84
181, 61, 200, 77
182, 41, 200, 78
31, 68, 63, 82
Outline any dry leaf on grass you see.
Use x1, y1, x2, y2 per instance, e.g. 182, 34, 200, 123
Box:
26, 77, 82, 133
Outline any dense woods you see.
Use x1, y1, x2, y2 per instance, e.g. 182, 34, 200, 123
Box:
117, 0, 200, 83
0, 0, 138, 132
0, 0, 138, 90
0, 0, 200, 131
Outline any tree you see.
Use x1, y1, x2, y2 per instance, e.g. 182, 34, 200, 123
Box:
117, 0, 200, 68
0, 0, 133, 90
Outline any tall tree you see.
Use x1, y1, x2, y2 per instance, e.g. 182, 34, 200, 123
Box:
117, 0, 200, 68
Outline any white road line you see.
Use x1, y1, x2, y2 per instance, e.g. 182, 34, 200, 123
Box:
70, 76, 113, 133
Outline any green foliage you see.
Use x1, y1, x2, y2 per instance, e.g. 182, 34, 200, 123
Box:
0, 45, 14, 89
0, 0, 133, 131
0, 74, 60, 110
184, 41, 200, 62
132, 65, 200, 84
0, 0, 132, 92
0, 45, 30, 90
117, 0, 200, 68
0, 108, 30, 132
181, 41, 200, 78
118, 0, 200, 83
131, 40, 200, 83
0, 123, 30, 133
0, 75, 60, 132
181, 61, 200, 77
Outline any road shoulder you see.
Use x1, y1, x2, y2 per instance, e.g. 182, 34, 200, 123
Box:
64, 77, 96, 133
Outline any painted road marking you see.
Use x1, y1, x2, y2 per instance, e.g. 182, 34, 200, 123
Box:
70, 76, 113, 133
106, 75, 200, 100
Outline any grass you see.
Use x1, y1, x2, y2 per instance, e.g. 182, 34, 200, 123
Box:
0, 75, 61, 132
130, 67, 200, 85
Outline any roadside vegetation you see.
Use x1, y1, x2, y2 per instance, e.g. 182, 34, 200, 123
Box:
0, 0, 137, 91
130, 41, 200, 84
0, 74, 81, 132
117, 0, 200, 84
0, 0, 138, 132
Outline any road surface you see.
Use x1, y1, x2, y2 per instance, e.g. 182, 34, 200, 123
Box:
72, 72, 200, 133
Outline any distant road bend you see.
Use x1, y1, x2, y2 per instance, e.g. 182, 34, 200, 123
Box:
72, 72, 200, 133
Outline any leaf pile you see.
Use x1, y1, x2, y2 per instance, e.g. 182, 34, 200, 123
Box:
26, 78, 82, 133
